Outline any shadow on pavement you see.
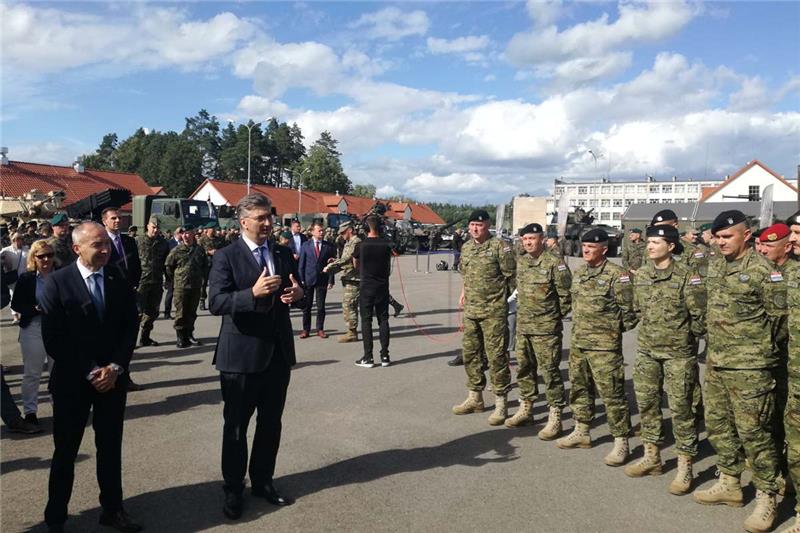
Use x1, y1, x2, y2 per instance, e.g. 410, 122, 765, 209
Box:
1, 453, 89, 475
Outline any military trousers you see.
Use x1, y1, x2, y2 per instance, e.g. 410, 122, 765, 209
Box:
785, 379, 800, 513
342, 282, 359, 332
137, 283, 163, 335
200, 266, 211, 300
772, 364, 789, 473
462, 316, 510, 396
633, 352, 698, 456
703, 366, 779, 493
568, 346, 631, 438
173, 288, 201, 333
515, 332, 565, 408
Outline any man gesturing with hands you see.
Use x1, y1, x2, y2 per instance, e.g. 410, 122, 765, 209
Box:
209, 193, 304, 521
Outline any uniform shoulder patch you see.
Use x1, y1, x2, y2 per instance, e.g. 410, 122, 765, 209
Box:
689, 276, 702, 285
557, 264, 567, 271
770, 271, 784, 282
502, 245, 511, 253
619, 274, 630, 283
694, 252, 705, 258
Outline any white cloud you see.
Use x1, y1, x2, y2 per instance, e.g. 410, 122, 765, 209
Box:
547, 52, 633, 86
427, 35, 490, 54
350, 7, 429, 41
526, 0, 564, 28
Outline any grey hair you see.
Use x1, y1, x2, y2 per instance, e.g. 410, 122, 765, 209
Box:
236, 193, 272, 220
72, 221, 105, 246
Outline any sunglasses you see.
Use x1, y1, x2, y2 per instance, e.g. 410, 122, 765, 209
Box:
35, 253, 55, 259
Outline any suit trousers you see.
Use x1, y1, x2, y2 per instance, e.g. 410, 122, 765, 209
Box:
302, 284, 328, 332
45, 383, 127, 526
360, 283, 390, 359
220, 353, 290, 495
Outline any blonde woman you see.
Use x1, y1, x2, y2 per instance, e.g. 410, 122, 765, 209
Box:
10, 239, 55, 426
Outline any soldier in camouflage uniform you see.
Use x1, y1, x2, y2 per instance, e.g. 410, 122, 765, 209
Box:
556, 228, 637, 467
782, 210, 800, 533
165, 224, 208, 348
504, 223, 571, 440
452, 209, 516, 426
621, 228, 646, 271
197, 223, 225, 311
136, 216, 170, 347
323, 221, 361, 343
46, 213, 76, 269
692, 211, 787, 533
625, 225, 706, 495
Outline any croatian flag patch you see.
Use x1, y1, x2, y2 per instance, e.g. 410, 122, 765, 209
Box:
619, 275, 630, 283
689, 276, 702, 285
770, 271, 784, 282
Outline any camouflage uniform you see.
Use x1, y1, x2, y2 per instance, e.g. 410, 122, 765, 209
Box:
514, 249, 571, 407
165, 243, 208, 336
704, 247, 787, 493
632, 260, 706, 456
569, 259, 637, 438
459, 237, 516, 395
136, 233, 170, 337
47, 235, 76, 269
622, 240, 646, 271
326, 235, 362, 332
785, 259, 800, 513
197, 234, 225, 305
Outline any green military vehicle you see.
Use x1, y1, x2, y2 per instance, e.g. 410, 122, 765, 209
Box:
132, 195, 218, 233
550, 207, 621, 257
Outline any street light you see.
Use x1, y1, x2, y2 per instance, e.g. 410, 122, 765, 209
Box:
229, 118, 272, 194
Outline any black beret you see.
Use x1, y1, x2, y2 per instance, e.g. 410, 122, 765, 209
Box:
651, 209, 678, 225
469, 209, 491, 223
646, 225, 679, 242
518, 223, 543, 236
786, 210, 800, 227
581, 228, 609, 243
711, 210, 747, 234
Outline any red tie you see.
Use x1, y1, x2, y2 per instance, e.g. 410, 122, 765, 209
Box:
314, 240, 320, 258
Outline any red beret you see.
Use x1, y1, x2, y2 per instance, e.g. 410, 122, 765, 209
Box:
759, 223, 790, 242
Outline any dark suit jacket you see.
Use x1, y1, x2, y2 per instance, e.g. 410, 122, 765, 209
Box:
209, 238, 299, 374
10, 271, 41, 329
40, 262, 139, 393
108, 232, 142, 288
298, 239, 336, 288
287, 233, 307, 258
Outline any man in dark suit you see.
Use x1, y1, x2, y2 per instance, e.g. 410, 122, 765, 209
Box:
209, 193, 304, 520
40, 221, 140, 533
287, 219, 306, 261
163, 226, 183, 319
297, 222, 336, 338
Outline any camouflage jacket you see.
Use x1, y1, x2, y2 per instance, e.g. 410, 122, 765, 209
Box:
622, 241, 646, 271
547, 243, 564, 260
786, 259, 800, 380
775, 258, 799, 364
515, 249, 571, 335
47, 235, 76, 269
706, 247, 787, 369
325, 235, 361, 284
633, 259, 706, 359
571, 259, 637, 352
165, 243, 208, 290
136, 234, 170, 286
459, 236, 516, 320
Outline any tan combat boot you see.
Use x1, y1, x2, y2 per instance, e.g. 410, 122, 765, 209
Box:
669, 454, 693, 495
604, 437, 630, 466
556, 422, 591, 449
338, 329, 358, 343
537, 407, 562, 440
743, 490, 777, 533
692, 472, 744, 507
488, 395, 508, 426
504, 399, 533, 428
624, 442, 662, 477
778, 514, 800, 533
452, 390, 484, 415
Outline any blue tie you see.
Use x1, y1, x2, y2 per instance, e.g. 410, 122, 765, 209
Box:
88, 272, 105, 317
258, 245, 271, 275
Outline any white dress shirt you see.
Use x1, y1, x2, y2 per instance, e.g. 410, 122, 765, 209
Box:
76, 260, 105, 301
241, 234, 276, 275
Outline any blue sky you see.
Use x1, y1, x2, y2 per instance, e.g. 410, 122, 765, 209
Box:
2, 1, 798, 203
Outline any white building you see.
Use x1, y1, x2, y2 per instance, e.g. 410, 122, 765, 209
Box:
699, 160, 798, 203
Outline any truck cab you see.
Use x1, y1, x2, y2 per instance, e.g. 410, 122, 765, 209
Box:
133, 196, 218, 233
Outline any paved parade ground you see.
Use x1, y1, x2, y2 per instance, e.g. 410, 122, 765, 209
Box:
1, 254, 796, 532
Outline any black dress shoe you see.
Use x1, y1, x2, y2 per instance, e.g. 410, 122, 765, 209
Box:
252, 484, 294, 506
223, 491, 243, 519
139, 335, 159, 347
447, 354, 464, 366
126, 380, 145, 392
176, 332, 189, 348
98, 509, 142, 533
188, 335, 202, 346
24, 412, 39, 426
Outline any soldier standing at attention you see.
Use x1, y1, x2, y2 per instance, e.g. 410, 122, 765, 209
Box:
650, 209, 705, 267
165, 224, 208, 348
136, 216, 169, 347
625, 225, 706, 495
504, 223, 571, 440
452, 209, 516, 426
782, 210, 800, 533
692, 211, 786, 533
323, 221, 361, 343
622, 228, 646, 272
556, 228, 637, 467
47, 214, 76, 269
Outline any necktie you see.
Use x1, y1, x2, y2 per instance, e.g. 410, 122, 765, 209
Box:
88, 272, 105, 317
115, 236, 127, 268
258, 245, 271, 275
314, 240, 320, 258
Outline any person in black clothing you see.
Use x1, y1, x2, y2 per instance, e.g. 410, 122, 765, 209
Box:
353, 214, 393, 368
452, 229, 464, 271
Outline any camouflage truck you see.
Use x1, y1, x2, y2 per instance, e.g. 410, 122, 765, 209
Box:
131, 195, 218, 234
551, 207, 622, 257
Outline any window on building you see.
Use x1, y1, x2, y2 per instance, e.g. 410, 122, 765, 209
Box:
687, 184, 698, 193
601, 212, 611, 221
578, 186, 588, 195
675, 185, 685, 193
554, 186, 564, 195
649, 185, 660, 193
589, 199, 598, 207
578, 199, 587, 207
625, 199, 634, 207
625, 185, 635, 194
589, 186, 598, 194
649, 199, 660, 204
662, 185, 672, 193
637, 185, 648, 193
613, 185, 623, 194
601, 199, 610, 207
569, 199, 577, 206
749, 185, 760, 201
613, 212, 622, 220
613, 199, 623, 207
601, 186, 611, 194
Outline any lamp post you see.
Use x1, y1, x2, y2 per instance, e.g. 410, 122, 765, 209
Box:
244, 122, 261, 194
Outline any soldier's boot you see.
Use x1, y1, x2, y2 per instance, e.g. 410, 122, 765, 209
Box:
743, 490, 777, 533
556, 422, 591, 449
504, 399, 533, 428
452, 391, 484, 415
778, 514, 800, 533
338, 329, 359, 343
669, 454, 694, 495
139, 330, 159, 347
604, 437, 630, 467
537, 407, 562, 441
199, 299, 207, 311
487, 395, 508, 426
692, 473, 744, 507
391, 300, 404, 317
624, 442, 663, 477
176, 331, 190, 349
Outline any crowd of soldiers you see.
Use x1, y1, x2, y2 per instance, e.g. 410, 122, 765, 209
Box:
454, 207, 800, 533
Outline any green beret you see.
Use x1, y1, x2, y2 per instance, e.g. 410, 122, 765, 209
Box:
50, 213, 68, 226
630, 228, 642, 234
698, 223, 712, 232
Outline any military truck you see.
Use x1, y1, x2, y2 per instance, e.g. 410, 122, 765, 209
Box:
551, 207, 621, 257
131, 195, 218, 233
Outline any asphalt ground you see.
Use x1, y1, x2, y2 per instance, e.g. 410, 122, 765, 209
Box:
1, 253, 796, 532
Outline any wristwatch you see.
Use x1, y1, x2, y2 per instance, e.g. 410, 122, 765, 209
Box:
109, 363, 125, 375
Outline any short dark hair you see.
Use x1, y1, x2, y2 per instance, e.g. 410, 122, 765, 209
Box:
101, 207, 120, 219
310, 221, 324, 230
236, 193, 272, 220
365, 214, 380, 232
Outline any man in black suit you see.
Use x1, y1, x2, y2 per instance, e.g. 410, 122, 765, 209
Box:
209, 193, 304, 520
40, 221, 140, 533
297, 222, 336, 338
287, 219, 306, 261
